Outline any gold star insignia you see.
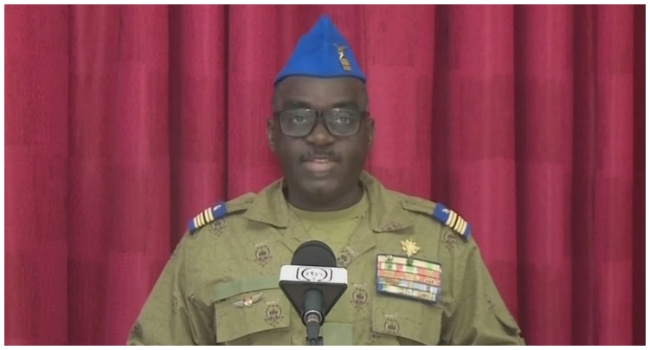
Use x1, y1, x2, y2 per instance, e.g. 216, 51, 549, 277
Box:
400, 238, 421, 258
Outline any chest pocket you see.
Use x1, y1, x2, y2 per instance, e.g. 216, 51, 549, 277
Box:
212, 276, 291, 344
371, 294, 443, 345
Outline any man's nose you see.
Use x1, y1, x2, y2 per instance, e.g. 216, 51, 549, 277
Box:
305, 120, 335, 146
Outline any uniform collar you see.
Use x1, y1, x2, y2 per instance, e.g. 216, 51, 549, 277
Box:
242, 171, 414, 233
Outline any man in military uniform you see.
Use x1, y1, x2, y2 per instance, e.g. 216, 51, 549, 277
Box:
128, 15, 525, 345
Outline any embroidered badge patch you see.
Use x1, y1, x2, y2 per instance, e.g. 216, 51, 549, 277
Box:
376, 254, 442, 303
254, 241, 272, 267
265, 300, 284, 326
350, 283, 369, 310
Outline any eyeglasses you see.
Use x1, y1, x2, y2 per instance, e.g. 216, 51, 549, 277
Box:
274, 108, 368, 137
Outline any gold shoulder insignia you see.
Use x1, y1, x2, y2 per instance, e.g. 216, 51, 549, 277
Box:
432, 204, 472, 240
187, 202, 227, 234
187, 193, 255, 235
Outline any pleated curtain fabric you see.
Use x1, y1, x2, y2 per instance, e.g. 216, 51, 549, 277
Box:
4, 4, 645, 345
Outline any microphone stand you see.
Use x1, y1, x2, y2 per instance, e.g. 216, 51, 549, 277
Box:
304, 289, 324, 345
305, 320, 323, 345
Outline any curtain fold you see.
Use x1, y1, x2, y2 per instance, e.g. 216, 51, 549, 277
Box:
4, 4, 645, 345
514, 5, 575, 344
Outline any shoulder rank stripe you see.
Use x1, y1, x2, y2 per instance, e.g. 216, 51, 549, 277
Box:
188, 201, 227, 234
433, 204, 472, 240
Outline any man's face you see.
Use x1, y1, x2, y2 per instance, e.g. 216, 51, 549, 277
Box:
267, 76, 374, 207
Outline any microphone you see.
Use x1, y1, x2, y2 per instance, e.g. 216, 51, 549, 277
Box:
278, 240, 348, 345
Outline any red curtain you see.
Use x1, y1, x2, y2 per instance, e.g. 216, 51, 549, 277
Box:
4, 4, 645, 345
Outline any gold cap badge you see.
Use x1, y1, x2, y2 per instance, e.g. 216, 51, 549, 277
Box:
334, 44, 352, 71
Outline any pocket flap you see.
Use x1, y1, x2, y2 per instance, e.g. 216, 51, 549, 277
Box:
213, 276, 279, 302
213, 277, 291, 344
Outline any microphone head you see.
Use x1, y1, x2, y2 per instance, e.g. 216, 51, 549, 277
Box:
291, 240, 337, 267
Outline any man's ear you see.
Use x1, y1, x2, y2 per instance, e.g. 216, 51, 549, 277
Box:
366, 117, 375, 149
267, 118, 276, 153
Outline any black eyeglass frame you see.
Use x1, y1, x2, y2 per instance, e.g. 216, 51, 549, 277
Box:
273, 108, 370, 137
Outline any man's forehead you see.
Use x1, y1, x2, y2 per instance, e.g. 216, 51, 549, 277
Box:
275, 77, 365, 108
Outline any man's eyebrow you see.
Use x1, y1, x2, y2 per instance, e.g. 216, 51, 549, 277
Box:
331, 101, 360, 109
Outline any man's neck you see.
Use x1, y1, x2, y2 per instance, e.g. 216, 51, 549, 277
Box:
284, 183, 364, 212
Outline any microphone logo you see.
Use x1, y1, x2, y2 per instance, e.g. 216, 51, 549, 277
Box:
297, 267, 332, 282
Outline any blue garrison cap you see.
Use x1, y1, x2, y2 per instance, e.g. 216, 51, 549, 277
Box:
274, 15, 367, 86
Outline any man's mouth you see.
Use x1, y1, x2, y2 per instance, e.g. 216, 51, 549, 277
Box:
303, 157, 336, 173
